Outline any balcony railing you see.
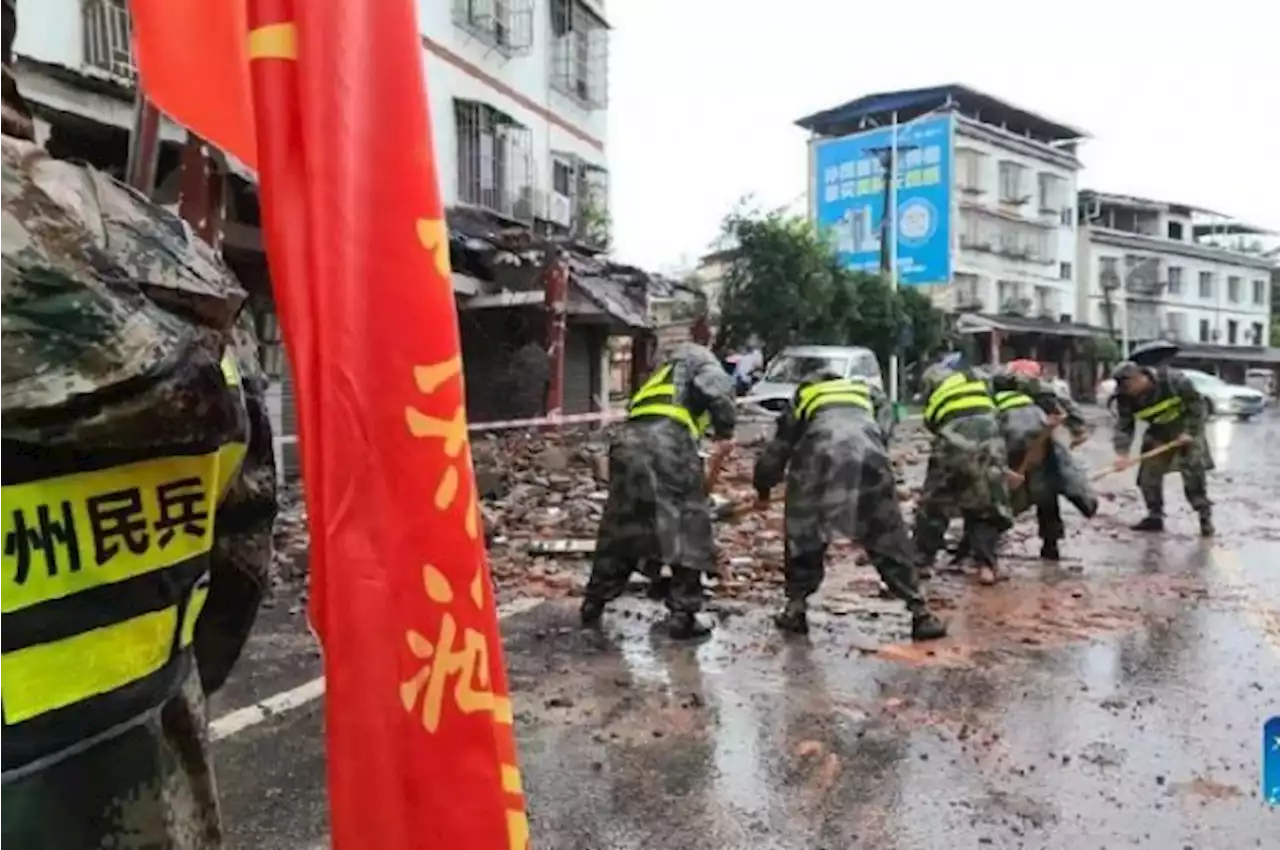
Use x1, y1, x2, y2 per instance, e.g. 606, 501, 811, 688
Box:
83, 0, 136, 82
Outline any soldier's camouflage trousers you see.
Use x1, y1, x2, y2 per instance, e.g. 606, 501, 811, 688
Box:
784, 540, 928, 615
954, 500, 1061, 561
1137, 448, 1211, 520
583, 557, 704, 614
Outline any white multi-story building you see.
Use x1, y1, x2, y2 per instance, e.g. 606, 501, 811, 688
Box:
1076, 191, 1274, 348
798, 84, 1087, 321
950, 115, 1082, 321
424, 0, 610, 241
10, 0, 611, 242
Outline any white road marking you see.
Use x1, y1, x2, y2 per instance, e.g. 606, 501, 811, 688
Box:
209, 595, 546, 741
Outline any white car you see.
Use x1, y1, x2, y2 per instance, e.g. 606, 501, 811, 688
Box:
1100, 369, 1265, 421
743, 345, 884, 415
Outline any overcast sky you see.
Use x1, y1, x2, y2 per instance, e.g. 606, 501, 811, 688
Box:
605, 0, 1278, 271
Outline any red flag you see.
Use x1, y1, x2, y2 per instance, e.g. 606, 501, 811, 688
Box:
134, 0, 530, 846
128, 0, 257, 167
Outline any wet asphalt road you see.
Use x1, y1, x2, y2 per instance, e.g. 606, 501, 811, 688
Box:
210, 408, 1280, 849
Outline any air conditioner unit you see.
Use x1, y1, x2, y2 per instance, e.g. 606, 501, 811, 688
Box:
548, 191, 572, 228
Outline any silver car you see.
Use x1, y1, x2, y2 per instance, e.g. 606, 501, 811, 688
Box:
742, 345, 884, 416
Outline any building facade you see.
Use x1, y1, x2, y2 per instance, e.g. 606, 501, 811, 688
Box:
950, 116, 1082, 321
9, 0, 617, 476
423, 0, 610, 243
1076, 191, 1274, 348
797, 84, 1087, 322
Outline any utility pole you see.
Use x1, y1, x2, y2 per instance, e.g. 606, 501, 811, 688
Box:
868, 113, 918, 404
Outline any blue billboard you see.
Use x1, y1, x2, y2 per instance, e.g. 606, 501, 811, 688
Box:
813, 114, 953, 286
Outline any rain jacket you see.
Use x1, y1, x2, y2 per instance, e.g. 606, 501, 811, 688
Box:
593, 342, 736, 572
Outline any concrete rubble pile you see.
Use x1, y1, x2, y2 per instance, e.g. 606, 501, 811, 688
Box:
266, 423, 972, 604
473, 424, 940, 602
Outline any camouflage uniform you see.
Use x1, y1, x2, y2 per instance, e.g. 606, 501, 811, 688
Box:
753, 372, 946, 641
581, 342, 736, 638
955, 371, 1098, 560
1, 136, 277, 848
912, 365, 1013, 574
1112, 362, 1214, 535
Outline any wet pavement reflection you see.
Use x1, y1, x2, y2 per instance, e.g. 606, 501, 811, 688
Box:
214, 410, 1280, 849
503, 412, 1280, 850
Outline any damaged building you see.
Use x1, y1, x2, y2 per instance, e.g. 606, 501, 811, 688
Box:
8, 0, 700, 481
449, 207, 702, 426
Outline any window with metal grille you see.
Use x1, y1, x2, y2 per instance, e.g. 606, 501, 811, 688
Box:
453, 100, 534, 221
82, 0, 136, 81
550, 0, 608, 109
451, 0, 534, 54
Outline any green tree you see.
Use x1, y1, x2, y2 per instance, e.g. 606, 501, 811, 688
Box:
713, 205, 946, 373
715, 206, 853, 357
898, 285, 946, 365
576, 198, 612, 251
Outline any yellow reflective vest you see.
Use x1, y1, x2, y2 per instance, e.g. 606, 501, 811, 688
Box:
924, 371, 996, 429
2, 351, 247, 770
628, 362, 711, 437
994, 390, 1035, 411
795, 378, 873, 420
1133, 394, 1183, 425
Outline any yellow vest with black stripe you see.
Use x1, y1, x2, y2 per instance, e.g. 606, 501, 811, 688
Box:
1134, 392, 1183, 425
1, 351, 248, 773
924, 371, 996, 429
628, 362, 712, 437
994, 390, 1035, 412
795, 378, 873, 420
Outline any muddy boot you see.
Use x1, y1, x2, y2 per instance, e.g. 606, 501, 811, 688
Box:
667, 611, 712, 640
911, 609, 948, 642
1199, 513, 1215, 538
1039, 540, 1061, 561
1131, 516, 1164, 533
580, 600, 605, 629
773, 599, 809, 634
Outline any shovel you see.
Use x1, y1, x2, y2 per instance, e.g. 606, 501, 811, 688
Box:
1090, 439, 1184, 482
